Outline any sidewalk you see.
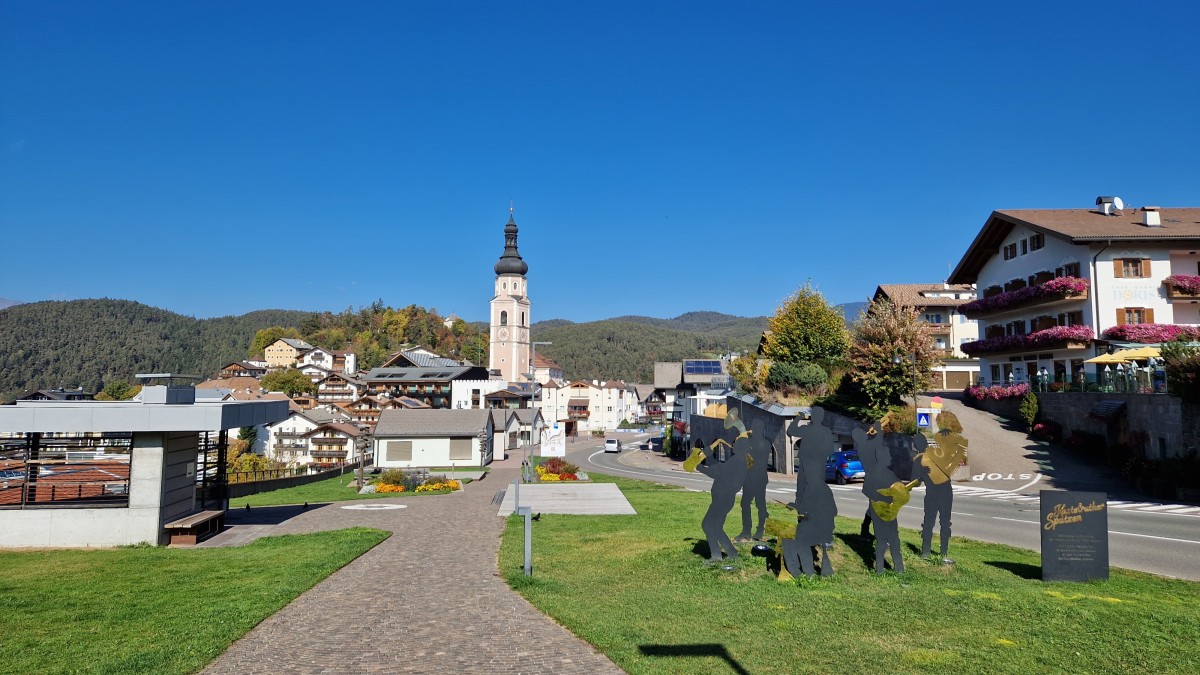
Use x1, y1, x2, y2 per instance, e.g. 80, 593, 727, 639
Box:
202, 455, 623, 674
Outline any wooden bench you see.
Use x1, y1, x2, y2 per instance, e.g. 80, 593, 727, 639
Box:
164, 510, 225, 545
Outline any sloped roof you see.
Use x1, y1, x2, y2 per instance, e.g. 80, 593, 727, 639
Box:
276, 338, 314, 350
654, 362, 683, 388
305, 422, 363, 438
533, 353, 563, 370
950, 207, 1200, 284
512, 409, 542, 424
874, 284, 976, 308
363, 366, 486, 382
374, 409, 492, 437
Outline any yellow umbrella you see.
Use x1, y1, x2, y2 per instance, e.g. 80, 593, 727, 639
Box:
1084, 353, 1131, 364
1113, 346, 1161, 360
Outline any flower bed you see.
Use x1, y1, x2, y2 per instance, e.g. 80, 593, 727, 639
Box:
1101, 323, 1200, 343
964, 382, 1031, 402
374, 468, 462, 494
961, 325, 1093, 356
536, 457, 581, 482
960, 276, 1089, 317
1164, 274, 1200, 295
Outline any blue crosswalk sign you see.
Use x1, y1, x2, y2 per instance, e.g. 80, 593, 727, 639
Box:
917, 413, 931, 428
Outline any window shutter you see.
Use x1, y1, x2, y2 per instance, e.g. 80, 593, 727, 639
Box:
386, 441, 412, 462
1144, 308, 1154, 324
449, 438, 473, 461
1115, 309, 1126, 326
1141, 258, 1151, 277
1113, 259, 1123, 277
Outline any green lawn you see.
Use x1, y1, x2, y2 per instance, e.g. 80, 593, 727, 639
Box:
0, 528, 389, 674
230, 471, 390, 507
231, 470, 475, 507
500, 474, 1199, 675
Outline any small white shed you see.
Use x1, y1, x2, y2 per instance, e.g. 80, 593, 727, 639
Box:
373, 409, 494, 469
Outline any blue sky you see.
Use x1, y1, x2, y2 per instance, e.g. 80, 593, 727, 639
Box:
3, 2, 1198, 322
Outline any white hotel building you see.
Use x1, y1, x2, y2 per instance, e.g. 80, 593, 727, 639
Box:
948, 200, 1200, 386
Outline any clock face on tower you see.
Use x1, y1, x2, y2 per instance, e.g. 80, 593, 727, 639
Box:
498, 327, 509, 341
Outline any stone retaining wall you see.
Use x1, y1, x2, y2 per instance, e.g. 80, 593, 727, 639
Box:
1033, 393, 1193, 460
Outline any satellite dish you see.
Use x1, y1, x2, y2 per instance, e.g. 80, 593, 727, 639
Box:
1113, 197, 1124, 211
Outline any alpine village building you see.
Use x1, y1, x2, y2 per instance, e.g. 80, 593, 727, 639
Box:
948, 200, 1200, 387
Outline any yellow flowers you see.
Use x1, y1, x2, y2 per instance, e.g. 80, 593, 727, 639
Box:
414, 480, 461, 493
376, 484, 406, 493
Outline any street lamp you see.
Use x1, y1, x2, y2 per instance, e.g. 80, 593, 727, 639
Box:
529, 341, 553, 383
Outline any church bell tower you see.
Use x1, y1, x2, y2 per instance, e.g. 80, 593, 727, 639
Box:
488, 209, 531, 381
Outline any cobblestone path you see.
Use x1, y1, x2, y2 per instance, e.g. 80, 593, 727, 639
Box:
203, 464, 623, 674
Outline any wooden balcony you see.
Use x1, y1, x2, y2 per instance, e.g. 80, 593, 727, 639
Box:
310, 449, 347, 459
1165, 282, 1200, 301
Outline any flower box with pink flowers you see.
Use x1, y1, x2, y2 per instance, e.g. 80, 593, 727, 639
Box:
959, 276, 1089, 318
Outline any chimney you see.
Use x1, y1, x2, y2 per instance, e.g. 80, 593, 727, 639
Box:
1141, 206, 1162, 227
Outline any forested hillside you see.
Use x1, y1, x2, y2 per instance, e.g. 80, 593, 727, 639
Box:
531, 313, 765, 383
0, 302, 768, 401
0, 300, 314, 402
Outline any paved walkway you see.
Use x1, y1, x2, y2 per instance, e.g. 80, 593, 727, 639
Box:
202, 457, 624, 674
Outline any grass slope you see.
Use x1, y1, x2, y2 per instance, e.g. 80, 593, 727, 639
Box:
0, 528, 389, 674
500, 474, 1198, 675
231, 471, 475, 507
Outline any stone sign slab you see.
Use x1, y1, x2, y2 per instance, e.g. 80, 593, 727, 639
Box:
1040, 490, 1109, 582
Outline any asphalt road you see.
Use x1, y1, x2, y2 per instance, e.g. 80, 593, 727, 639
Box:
565, 432, 1200, 581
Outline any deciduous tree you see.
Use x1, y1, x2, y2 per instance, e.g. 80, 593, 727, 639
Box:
762, 282, 849, 369
94, 380, 141, 401
261, 368, 316, 397
847, 298, 938, 411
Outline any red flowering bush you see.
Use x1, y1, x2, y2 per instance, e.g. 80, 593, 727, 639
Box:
961, 325, 1093, 356
1100, 324, 1200, 343
965, 383, 1031, 401
1165, 274, 1200, 295
960, 276, 1089, 316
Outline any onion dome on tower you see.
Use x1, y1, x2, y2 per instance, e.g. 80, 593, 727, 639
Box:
494, 210, 529, 276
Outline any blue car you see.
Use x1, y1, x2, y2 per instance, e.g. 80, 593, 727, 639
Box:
825, 451, 865, 485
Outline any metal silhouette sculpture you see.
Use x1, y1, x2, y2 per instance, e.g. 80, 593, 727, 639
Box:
735, 419, 771, 542
853, 423, 921, 573
684, 408, 751, 562
913, 427, 966, 562
781, 408, 838, 578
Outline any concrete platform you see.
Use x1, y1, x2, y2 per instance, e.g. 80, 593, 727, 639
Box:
496, 482, 636, 516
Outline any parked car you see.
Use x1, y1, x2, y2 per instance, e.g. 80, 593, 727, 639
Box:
604, 439, 622, 453
825, 451, 865, 484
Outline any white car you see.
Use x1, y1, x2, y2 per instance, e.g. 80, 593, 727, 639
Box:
604, 439, 622, 453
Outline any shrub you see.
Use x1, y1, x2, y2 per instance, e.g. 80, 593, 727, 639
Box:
541, 457, 579, 475
378, 469, 408, 486
1019, 392, 1039, 429
936, 410, 963, 433
1031, 421, 1061, 442
765, 361, 804, 389
964, 383, 1031, 401
881, 405, 919, 434
794, 362, 828, 390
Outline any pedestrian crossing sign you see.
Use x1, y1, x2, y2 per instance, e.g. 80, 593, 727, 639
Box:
917, 413, 931, 428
